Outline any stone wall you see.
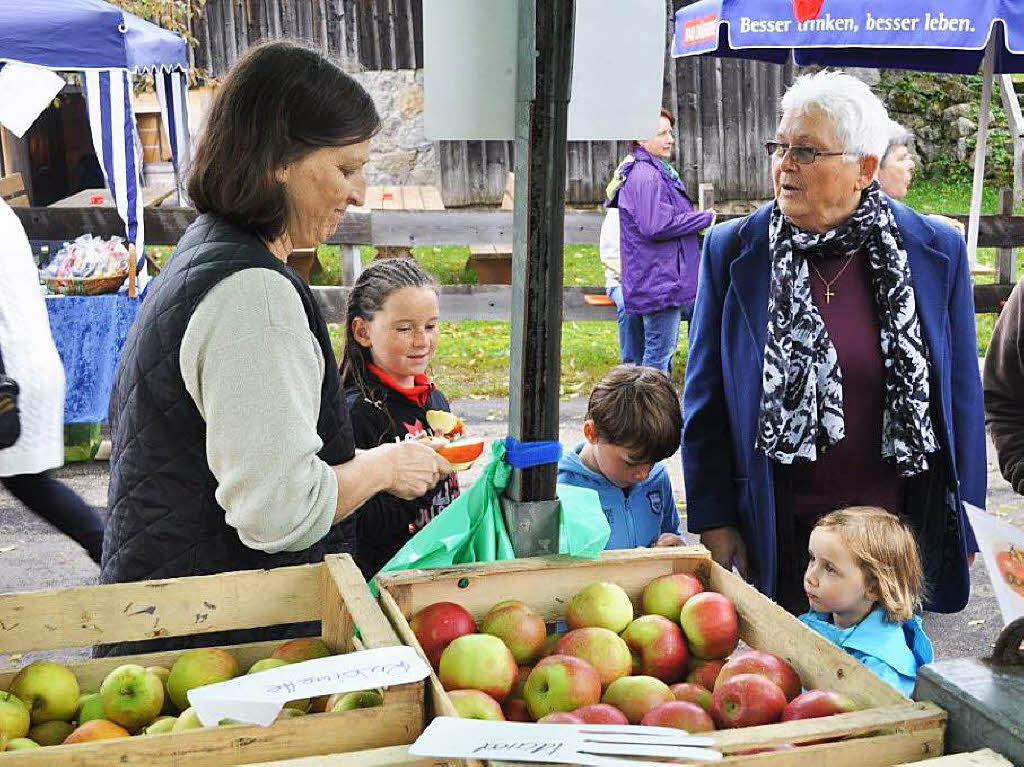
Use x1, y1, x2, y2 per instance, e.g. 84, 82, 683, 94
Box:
353, 70, 437, 187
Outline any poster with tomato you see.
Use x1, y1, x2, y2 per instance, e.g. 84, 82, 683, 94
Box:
966, 504, 1024, 625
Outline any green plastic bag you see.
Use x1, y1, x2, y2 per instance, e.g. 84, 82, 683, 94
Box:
372, 440, 609, 586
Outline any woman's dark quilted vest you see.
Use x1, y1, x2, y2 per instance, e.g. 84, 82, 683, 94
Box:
97, 214, 356, 656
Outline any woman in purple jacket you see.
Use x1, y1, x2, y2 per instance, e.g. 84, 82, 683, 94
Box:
606, 109, 715, 373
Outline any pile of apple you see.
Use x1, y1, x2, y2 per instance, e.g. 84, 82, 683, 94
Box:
0, 638, 381, 752
411, 574, 859, 732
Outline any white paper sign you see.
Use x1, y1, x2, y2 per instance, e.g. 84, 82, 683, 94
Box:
408, 717, 721, 765
0, 62, 65, 138
187, 646, 430, 727
966, 503, 1024, 626
423, 0, 665, 141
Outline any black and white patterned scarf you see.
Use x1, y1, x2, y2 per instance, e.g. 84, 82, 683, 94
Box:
755, 181, 938, 476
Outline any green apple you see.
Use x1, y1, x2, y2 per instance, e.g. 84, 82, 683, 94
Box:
166, 648, 239, 711
9, 661, 80, 724
76, 692, 105, 725
448, 689, 505, 720
522, 655, 602, 720
0, 691, 30, 741
145, 666, 176, 714
247, 657, 309, 711
641, 573, 704, 622
170, 707, 203, 732
327, 689, 384, 712
566, 582, 634, 633
142, 715, 177, 735
601, 675, 674, 724
27, 719, 75, 746
100, 664, 165, 732
5, 737, 40, 750
438, 634, 518, 702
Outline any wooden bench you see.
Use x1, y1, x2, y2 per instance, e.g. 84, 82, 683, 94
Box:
467, 173, 515, 284
0, 171, 28, 207
364, 184, 444, 261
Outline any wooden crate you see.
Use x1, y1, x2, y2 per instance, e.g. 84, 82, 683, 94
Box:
375, 547, 948, 767
0, 554, 427, 765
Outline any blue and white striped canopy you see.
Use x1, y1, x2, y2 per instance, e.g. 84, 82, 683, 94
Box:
1, 0, 190, 290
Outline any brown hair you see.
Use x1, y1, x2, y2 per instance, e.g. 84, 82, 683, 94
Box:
586, 365, 681, 464
340, 258, 439, 398
633, 109, 676, 149
188, 41, 380, 242
814, 507, 926, 623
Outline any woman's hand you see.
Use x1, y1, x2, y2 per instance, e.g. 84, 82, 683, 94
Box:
653, 533, 685, 547
699, 526, 749, 579
379, 441, 453, 500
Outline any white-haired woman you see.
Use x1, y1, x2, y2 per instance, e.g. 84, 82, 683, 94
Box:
682, 70, 985, 616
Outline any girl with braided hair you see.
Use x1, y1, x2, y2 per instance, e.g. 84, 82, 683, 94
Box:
342, 258, 461, 578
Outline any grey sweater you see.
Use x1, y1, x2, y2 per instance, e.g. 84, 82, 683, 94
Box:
179, 268, 339, 552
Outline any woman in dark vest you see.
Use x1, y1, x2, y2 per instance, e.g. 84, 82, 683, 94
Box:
99, 41, 451, 655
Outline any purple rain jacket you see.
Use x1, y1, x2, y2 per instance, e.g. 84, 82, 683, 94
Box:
609, 146, 713, 315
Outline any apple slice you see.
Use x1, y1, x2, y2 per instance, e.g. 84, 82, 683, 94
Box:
435, 437, 485, 470
426, 410, 465, 439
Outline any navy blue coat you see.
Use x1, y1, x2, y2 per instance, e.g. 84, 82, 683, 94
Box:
682, 201, 985, 613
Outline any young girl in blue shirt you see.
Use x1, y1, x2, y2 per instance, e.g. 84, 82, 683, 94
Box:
800, 506, 934, 697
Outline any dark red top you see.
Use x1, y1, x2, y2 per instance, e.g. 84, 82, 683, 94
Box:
787, 248, 906, 517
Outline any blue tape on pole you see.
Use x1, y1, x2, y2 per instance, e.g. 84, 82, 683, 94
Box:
503, 437, 562, 469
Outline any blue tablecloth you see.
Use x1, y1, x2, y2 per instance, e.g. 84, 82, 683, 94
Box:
45, 293, 142, 424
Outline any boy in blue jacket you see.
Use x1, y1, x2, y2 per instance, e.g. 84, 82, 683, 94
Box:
558, 365, 683, 549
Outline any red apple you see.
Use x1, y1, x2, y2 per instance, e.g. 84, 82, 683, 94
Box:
670, 682, 713, 713
567, 582, 634, 633
782, 689, 860, 721
63, 719, 130, 743
501, 697, 532, 722
641, 700, 715, 732
680, 592, 739, 659
715, 650, 802, 702
439, 634, 518, 702
600, 675, 674, 724
555, 628, 632, 688
410, 602, 478, 669
537, 711, 584, 724
508, 665, 532, 700
572, 703, 629, 725
711, 673, 787, 728
270, 638, 331, 663
687, 659, 726, 691
619, 615, 688, 684
448, 690, 505, 720
523, 655, 602, 720
481, 600, 547, 664
641, 573, 704, 622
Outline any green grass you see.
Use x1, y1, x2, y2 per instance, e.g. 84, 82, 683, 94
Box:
156, 178, 1001, 397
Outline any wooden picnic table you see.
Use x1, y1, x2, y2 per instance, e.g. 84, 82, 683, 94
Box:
50, 184, 177, 209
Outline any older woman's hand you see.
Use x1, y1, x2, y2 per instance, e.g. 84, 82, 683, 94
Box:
378, 441, 453, 500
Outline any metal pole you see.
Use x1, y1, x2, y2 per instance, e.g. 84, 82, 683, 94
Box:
967, 36, 996, 266
501, 0, 575, 556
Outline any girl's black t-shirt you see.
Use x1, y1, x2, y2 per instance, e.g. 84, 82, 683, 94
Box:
344, 366, 460, 579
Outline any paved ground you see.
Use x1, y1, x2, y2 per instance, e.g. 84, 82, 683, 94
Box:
2, 394, 1022, 668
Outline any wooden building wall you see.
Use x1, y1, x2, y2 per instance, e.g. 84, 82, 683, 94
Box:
193, 0, 790, 204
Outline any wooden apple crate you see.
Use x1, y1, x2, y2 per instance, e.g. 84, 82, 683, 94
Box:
0, 554, 428, 765
369, 546, 948, 767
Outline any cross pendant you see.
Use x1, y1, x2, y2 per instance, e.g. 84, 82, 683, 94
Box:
824, 286, 835, 304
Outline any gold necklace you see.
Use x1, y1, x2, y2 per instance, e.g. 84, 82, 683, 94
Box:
807, 254, 856, 304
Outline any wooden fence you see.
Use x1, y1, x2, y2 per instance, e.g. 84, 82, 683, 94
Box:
192, 0, 790, 205
15, 206, 1021, 320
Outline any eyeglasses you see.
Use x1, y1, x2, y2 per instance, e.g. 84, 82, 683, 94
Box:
764, 141, 848, 164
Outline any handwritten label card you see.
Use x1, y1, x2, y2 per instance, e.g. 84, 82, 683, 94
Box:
187, 645, 430, 726
408, 717, 722, 765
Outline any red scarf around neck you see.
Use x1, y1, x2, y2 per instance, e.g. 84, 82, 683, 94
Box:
367, 363, 434, 407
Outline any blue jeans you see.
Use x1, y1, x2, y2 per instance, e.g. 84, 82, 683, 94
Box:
641, 306, 683, 373
608, 286, 645, 365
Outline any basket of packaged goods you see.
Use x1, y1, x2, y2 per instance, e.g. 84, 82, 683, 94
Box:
40, 234, 134, 296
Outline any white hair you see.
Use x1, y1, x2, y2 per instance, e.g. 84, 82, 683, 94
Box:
780, 70, 890, 161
